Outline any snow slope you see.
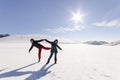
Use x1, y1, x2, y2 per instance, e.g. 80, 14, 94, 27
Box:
110, 40, 120, 46
0, 35, 120, 80
84, 41, 109, 45
0, 34, 76, 44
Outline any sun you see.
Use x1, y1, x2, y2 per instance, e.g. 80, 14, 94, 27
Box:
71, 10, 84, 24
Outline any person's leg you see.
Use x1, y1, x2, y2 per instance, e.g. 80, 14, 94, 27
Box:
38, 46, 42, 63
46, 52, 53, 64
38, 45, 50, 63
41, 45, 50, 50
54, 53, 57, 64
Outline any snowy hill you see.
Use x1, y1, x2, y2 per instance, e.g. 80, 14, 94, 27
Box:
84, 40, 120, 46
84, 41, 109, 45
0, 35, 120, 80
0, 34, 10, 38
110, 40, 120, 46
0, 34, 76, 44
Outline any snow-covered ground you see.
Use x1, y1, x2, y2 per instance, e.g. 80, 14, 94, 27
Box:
0, 35, 120, 80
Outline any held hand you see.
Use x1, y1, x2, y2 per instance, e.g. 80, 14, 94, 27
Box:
41, 39, 44, 41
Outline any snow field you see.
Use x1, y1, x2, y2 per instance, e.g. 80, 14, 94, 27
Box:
0, 36, 120, 80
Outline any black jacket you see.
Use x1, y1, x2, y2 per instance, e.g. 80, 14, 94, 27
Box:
29, 39, 44, 52
45, 39, 62, 53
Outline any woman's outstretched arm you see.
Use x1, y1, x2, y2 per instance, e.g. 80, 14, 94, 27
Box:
29, 45, 33, 53
35, 39, 44, 42
57, 45, 62, 50
45, 39, 52, 44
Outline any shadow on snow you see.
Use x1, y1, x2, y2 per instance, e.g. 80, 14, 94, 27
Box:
0, 62, 55, 80
0, 68, 8, 73
25, 63, 55, 80
0, 62, 37, 79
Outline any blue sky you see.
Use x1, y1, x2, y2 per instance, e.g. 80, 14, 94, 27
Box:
0, 0, 120, 41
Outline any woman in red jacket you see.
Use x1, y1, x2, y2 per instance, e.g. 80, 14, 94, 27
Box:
29, 38, 50, 63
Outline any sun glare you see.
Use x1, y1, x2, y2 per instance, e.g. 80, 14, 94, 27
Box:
71, 10, 84, 24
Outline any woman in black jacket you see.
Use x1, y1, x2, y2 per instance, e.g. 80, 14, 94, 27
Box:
29, 38, 50, 63
45, 39, 62, 64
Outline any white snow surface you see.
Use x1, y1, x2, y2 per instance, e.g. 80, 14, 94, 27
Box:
0, 35, 120, 80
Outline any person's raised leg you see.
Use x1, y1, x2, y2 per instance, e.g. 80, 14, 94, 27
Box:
41, 45, 50, 50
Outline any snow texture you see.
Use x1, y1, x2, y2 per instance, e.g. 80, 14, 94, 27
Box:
0, 35, 120, 80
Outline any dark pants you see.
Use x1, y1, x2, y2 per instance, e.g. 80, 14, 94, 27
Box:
47, 52, 57, 64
